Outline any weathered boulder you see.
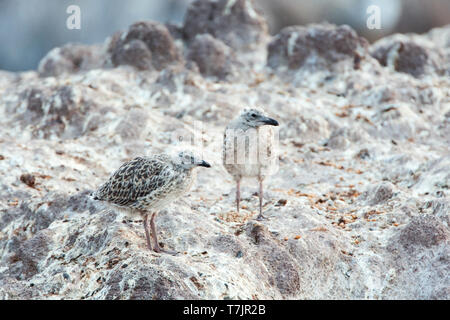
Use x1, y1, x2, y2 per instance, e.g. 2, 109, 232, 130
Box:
104, 260, 199, 300
14, 229, 54, 279
371, 36, 445, 77
108, 21, 181, 70
12, 85, 91, 139
324, 127, 370, 150
365, 183, 395, 206
0, 20, 448, 300
267, 23, 369, 72
385, 215, 450, 299
245, 222, 301, 297
187, 34, 237, 80
398, 215, 449, 252
183, 0, 268, 50
38, 43, 104, 77
0, 278, 35, 299
109, 39, 153, 71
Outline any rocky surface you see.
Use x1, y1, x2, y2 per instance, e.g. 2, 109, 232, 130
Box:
187, 34, 239, 80
183, 0, 269, 51
107, 21, 182, 71
38, 43, 105, 78
370, 34, 447, 78
0, 0, 449, 300
267, 23, 369, 72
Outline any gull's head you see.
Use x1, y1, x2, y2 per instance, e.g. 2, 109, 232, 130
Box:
174, 151, 211, 170
238, 108, 279, 128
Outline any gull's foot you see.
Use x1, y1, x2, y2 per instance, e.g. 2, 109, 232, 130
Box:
255, 213, 268, 221
153, 244, 178, 255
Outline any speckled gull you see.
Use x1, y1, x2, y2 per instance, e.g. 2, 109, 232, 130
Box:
223, 108, 279, 220
92, 151, 211, 253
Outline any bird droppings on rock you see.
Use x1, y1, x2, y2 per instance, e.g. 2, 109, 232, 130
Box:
13, 85, 92, 139
14, 230, 54, 279
361, 182, 395, 206
267, 23, 369, 72
0, 10, 449, 300
370, 37, 445, 78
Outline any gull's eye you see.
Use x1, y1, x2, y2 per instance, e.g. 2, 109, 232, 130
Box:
251, 113, 257, 118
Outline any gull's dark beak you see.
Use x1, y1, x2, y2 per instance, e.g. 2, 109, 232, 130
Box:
262, 117, 279, 126
198, 160, 211, 168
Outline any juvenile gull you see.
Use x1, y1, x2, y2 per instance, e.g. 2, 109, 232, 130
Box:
92, 151, 211, 253
223, 108, 279, 220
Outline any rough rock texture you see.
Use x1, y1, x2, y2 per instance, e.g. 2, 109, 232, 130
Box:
183, 0, 269, 50
385, 215, 449, 299
109, 39, 153, 71
10, 85, 94, 139
0, 7, 449, 300
38, 43, 105, 77
370, 35, 446, 78
267, 23, 369, 72
107, 21, 181, 70
187, 34, 238, 80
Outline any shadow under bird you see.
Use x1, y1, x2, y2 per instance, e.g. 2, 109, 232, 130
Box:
223, 108, 279, 220
92, 151, 211, 254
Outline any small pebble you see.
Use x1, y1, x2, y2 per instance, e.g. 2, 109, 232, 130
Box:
20, 173, 36, 187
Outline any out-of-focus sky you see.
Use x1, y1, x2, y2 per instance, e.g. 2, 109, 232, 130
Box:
0, 0, 449, 71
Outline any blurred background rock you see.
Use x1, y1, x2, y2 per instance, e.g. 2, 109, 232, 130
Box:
0, 0, 449, 71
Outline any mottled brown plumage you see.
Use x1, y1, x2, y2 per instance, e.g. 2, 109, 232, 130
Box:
93, 152, 210, 253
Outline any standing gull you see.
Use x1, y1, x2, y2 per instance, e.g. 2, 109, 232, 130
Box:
92, 151, 211, 253
223, 108, 279, 220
